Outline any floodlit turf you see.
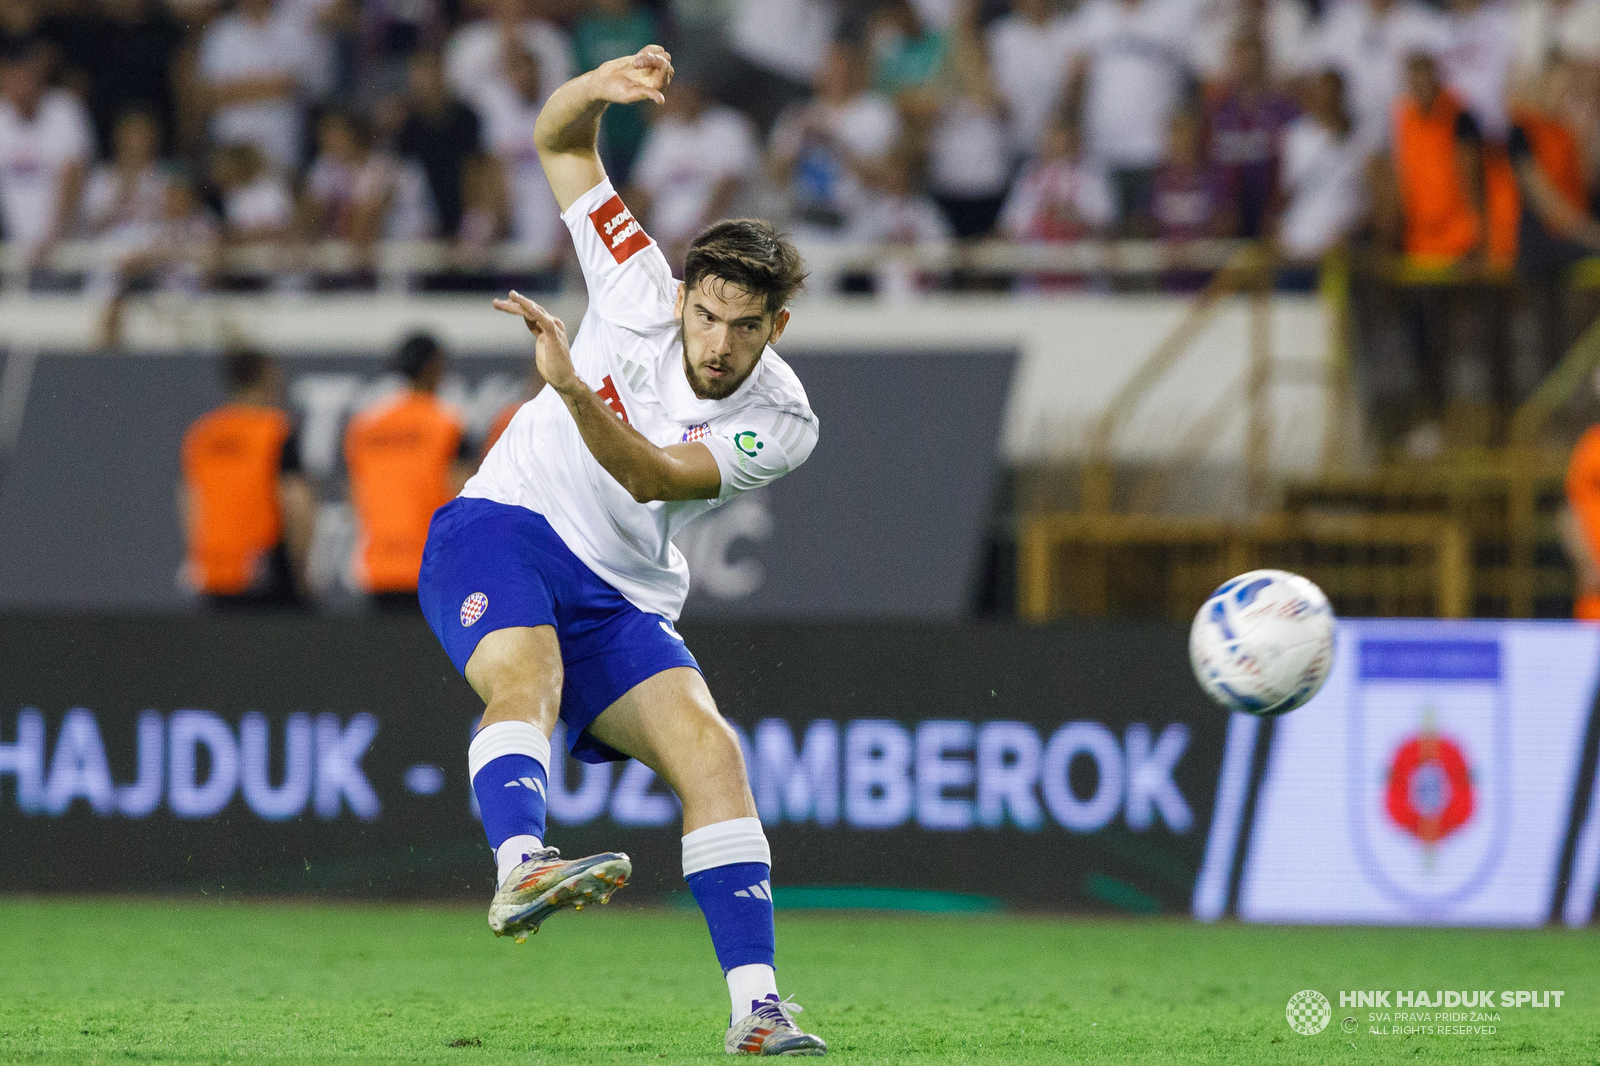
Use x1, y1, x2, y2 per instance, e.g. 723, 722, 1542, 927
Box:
0, 898, 1595, 1064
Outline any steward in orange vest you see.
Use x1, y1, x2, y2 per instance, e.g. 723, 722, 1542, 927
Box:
1391, 52, 1517, 270
344, 333, 473, 609
1508, 56, 1600, 271
180, 349, 315, 607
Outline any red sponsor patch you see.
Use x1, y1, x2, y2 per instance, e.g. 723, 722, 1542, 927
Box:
595, 375, 630, 424
588, 194, 652, 264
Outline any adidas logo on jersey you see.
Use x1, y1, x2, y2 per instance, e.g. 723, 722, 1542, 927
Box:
504, 776, 545, 796
733, 880, 772, 900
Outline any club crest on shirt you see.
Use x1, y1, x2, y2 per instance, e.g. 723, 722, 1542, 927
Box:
460, 592, 488, 626
681, 422, 710, 442
588, 194, 651, 264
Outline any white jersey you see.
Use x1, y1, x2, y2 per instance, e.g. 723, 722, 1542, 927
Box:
463, 178, 820, 621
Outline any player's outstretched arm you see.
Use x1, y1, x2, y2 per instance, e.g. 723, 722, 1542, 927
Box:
493, 291, 720, 502
534, 46, 673, 213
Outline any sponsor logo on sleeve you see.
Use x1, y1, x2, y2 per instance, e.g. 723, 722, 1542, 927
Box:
733, 431, 764, 458
588, 195, 651, 264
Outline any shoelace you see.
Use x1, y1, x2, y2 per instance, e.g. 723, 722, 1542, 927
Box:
749, 995, 805, 1028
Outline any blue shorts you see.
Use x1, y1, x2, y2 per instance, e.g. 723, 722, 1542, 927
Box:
419, 496, 699, 763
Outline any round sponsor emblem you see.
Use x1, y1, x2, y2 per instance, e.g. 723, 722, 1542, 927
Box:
1286, 990, 1331, 1035
460, 592, 488, 627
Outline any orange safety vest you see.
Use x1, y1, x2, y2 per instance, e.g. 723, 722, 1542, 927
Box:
181, 403, 291, 595
1394, 91, 1483, 261
1567, 426, 1600, 619
1512, 109, 1587, 212
483, 400, 519, 454
1484, 145, 1519, 269
344, 390, 462, 592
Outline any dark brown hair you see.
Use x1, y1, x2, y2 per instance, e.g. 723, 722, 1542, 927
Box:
683, 219, 807, 316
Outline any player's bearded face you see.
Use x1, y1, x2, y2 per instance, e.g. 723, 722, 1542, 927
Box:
676, 278, 785, 400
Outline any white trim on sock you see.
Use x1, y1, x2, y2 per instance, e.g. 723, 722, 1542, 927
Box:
495, 834, 543, 887
468, 720, 551, 781
727, 964, 779, 1023
681, 816, 771, 878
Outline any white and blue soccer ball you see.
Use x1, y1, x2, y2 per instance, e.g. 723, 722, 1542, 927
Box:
1189, 569, 1336, 716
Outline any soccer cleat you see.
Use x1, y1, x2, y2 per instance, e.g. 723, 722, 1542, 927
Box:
725, 995, 826, 1056
487, 847, 631, 944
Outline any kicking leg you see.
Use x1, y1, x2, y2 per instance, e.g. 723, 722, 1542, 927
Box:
465, 625, 629, 941
588, 668, 825, 1056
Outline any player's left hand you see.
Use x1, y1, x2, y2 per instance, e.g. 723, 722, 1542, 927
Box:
494, 291, 579, 394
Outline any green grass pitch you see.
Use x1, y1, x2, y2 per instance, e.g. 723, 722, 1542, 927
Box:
0, 897, 1595, 1064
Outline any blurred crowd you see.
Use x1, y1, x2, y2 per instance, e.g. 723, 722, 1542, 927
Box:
4, 0, 1600, 297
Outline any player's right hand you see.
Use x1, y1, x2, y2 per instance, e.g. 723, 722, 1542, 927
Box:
583, 45, 673, 107
494, 291, 579, 395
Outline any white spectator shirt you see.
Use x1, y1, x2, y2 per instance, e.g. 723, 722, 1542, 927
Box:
199, 8, 326, 171
1188, 0, 1312, 81
1301, 0, 1449, 145
1441, 1, 1516, 141
81, 164, 169, 236
1276, 116, 1371, 259
478, 83, 563, 262
1076, 0, 1198, 169
444, 18, 571, 113
1513, 0, 1600, 86
630, 105, 759, 250
727, 0, 838, 82
987, 13, 1082, 160
0, 89, 92, 252
305, 151, 435, 240
928, 96, 1010, 199
769, 92, 899, 230
464, 179, 820, 621
224, 175, 295, 235
998, 157, 1116, 238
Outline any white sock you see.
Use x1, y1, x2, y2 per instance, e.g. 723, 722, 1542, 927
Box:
495, 834, 544, 888
727, 964, 779, 1023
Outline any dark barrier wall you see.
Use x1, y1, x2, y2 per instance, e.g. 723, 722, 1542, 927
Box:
0, 350, 1013, 617
0, 616, 1225, 912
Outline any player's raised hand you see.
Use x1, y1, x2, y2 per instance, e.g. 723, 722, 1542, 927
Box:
583, 45, 673, 106
494, 291, 578, 393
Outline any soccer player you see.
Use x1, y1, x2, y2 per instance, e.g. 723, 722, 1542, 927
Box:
416, 45, 825, 1056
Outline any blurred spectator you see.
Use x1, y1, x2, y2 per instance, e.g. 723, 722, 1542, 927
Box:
1509, 56, 1600, 269
478, 44, 562, 270
1512, 0, 1600, 92
179, 349, 315, 609
1189, 0, 1311, 84
444, 0, 570, 113
570, 0, 655, 183
768, 40, 900, 237
395, 50, 486, 240
344, 333, 471, 611
81, 108, 169, 238
0, 0, 51, 57
0, 44, 91, 270
1276, 68, 1369, 260
848, 143, 953, 298
358, 0, 445, 99
1386, 51, 1514, 269
999, 116, 1114, 292
1300, 0, 1448, 146
302, 110, 435, 260
199, 0, 331, 172
1070, 0, 1201, 230
69, 0, 183, 160
1206, 35, 1297, 239
875, 0, 1009, 240
998, 116, 1114, 242
716, 0, 838, 134
1152, 108, 1234, 288
212, 142, 294, 242
985, 0, 1080, 165
1439, 0, 1515, 142
627, 77, 757, 268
